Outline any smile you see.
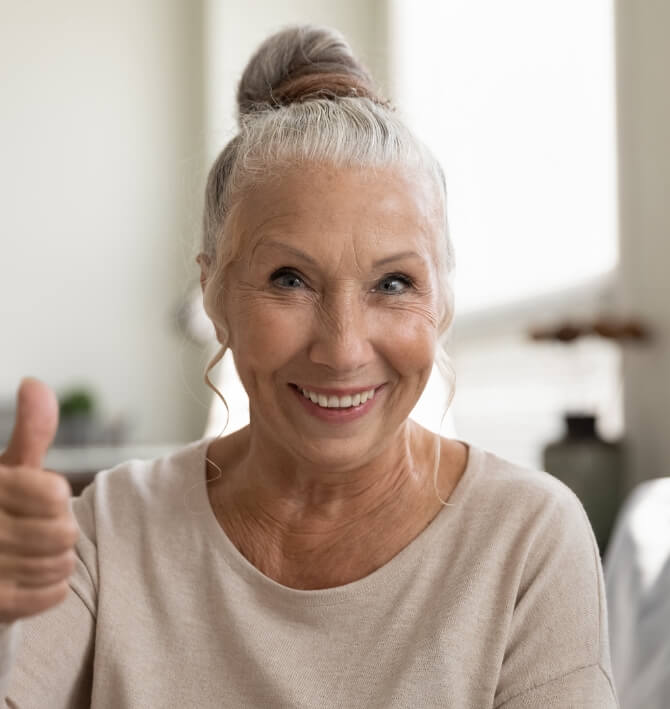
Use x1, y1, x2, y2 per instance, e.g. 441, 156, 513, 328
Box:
288, 383, 384, 422
298, 387, 376, 409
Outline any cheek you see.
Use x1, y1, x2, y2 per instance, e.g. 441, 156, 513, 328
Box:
373, 308, 438, 379
228, 294, 311, 378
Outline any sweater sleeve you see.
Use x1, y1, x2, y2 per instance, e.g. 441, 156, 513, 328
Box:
0, 623, 20, 697
493, 482, 619, 708
495, 663, 616, 708
2, 487, 98, 708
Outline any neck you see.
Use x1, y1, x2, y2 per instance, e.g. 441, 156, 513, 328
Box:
205, 424, 466, 589
220, 420, 437, 529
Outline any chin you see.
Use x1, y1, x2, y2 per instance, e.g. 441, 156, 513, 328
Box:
286, 422, 406, 472
249, 386, 416, 469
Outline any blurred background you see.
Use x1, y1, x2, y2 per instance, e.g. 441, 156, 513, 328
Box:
1, 1, 668, 552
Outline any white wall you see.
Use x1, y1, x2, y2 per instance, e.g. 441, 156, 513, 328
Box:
616, 0, 670, 492
0, 0, 210, 442
204, 0, 388, 161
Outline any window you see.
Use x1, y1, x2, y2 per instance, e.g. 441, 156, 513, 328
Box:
388, 0, 618, 314
389, 0, 621, 467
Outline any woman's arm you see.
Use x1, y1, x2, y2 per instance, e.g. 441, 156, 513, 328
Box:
494, 664, 616, 708
3, 584, 95, 708
0, 623, 20, 698
494, 484, 619, 708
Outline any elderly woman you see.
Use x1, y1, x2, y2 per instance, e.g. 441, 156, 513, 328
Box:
0, 25, 617, 708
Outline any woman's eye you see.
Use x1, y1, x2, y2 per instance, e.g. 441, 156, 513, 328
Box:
375, 274, 414, 294
270, 268, 306, 289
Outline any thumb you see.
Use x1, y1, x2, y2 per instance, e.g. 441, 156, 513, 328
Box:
0, 378, 59, 468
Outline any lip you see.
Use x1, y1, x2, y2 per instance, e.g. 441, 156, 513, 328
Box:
289, 383, 383, 397
289, 383, 385, 423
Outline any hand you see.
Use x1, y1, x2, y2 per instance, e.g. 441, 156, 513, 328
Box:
0, 379, 78, 623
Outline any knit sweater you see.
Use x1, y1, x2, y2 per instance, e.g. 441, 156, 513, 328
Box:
1, 438, 618, 707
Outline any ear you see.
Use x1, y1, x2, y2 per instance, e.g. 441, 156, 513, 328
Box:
196, 253, 211, 292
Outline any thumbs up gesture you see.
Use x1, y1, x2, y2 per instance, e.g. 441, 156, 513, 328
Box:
0, 379, 78, 623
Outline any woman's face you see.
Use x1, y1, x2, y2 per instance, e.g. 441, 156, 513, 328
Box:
219, 163, 445, 471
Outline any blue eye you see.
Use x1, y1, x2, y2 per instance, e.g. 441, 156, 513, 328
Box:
376, 274, 414, 294
271, 268, 305, 289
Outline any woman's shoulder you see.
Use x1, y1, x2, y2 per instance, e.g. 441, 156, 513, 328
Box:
87, 437, 210, 491
468, 442, 584, 507
456, 442, 593, 543
471, 446, 613, 702
71, 437, 213, 536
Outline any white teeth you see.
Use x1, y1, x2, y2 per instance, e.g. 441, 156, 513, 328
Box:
360, 388, 375, 404
298, 387, 377, 409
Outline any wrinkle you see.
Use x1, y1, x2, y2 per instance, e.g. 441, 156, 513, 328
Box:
206, 165, 450, 573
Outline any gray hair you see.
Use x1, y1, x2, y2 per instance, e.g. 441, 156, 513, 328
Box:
201, 25, 456, 436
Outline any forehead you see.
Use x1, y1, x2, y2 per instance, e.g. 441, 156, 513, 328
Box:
234, 163, 443, 263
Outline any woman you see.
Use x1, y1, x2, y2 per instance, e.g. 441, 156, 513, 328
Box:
0, 25, 618, 707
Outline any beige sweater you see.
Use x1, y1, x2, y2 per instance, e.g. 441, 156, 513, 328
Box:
1, 438, 618, 707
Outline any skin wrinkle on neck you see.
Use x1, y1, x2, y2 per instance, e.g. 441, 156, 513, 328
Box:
208, 420, 464, 590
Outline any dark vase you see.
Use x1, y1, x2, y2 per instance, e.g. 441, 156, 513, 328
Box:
542, 413, 624, 556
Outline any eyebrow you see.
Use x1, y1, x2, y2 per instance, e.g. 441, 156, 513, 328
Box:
254, 240, 424, 268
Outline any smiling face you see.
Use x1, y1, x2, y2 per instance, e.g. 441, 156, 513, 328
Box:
214, 163, 445, 471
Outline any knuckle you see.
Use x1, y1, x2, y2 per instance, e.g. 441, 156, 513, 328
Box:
0, 462, 16, 479
0, 467, 19, 497
63, 550, 77, 575
0, 580, 69, 621
21, 552, 73, 579
50, 476, 72, 503
0, 517, 20, 553
43, 477, 71, 513
0, 468, 69, 517
0, 584, 21, 619
0, 517, 76, 556
52, 580, 70, 606
54, 557, 76, 582
65, 519, 79, 545
45, 580, 70, 609
17, 555, 47, 577
56, 520, 79, 549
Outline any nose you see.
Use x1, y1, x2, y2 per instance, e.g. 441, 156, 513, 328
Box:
308, 288, 375, 373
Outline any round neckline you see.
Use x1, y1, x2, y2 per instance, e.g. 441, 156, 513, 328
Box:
193, 436, 483, 607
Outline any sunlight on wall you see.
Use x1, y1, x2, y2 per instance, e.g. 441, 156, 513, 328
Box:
388, 0, 621, 467
389, 0, 618, 315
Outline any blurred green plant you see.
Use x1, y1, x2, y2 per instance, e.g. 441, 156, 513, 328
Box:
59, 388, 96, 418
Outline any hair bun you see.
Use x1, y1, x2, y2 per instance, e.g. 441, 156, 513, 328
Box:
236, 25, 385, 118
